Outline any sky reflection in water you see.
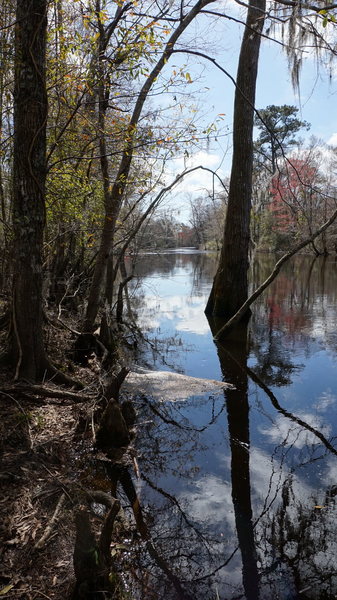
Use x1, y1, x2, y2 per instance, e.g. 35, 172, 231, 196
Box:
127, 252, 337, 600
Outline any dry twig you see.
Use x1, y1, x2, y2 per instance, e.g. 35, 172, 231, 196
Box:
34, 493, 66, 550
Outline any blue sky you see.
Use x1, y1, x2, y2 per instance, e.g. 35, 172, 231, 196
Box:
192, 5, 337, 143
158, 4, 337, 221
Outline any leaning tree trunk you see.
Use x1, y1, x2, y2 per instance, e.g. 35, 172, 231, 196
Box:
10, 0, 49, 381
82, 0, 216, 333
205, 0, 266, 319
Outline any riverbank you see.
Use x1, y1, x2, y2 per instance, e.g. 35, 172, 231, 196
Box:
0, 364, 231, 599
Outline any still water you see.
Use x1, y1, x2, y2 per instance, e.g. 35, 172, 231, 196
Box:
126, 251, 337, 600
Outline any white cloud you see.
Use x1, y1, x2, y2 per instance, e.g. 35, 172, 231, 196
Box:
137, 293, 211, 335
168, 151, 227, 195
260, 413, 331, 449
180, 474, 234, 527
327, 132, 337, 146
217, 445, 312, 509
325, 456, 337, 485
314, 390, 337, 412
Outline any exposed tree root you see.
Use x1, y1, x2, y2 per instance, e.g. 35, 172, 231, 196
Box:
0, 349, 84, 389
0, 384, 92, 403
99, 501, 121, 565
103, 366, 129, 402
43, 362, 84, 389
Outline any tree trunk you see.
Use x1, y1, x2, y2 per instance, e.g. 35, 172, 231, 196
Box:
10, 0, 49, 381
9, 0, 78, 386
205, 0, 266, 318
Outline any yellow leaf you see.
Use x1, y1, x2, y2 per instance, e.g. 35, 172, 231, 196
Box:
0, 584, 14, 595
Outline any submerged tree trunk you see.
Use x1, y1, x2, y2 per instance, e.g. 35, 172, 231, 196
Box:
10, 0, 49, 381
205, 0, 266, 318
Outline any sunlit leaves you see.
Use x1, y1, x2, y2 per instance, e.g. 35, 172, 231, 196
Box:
318, 8, 337, 27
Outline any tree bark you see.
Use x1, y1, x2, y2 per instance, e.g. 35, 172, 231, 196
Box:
7, 0, 80, 387
10, 0, 49, 381
205, 0, 266, 318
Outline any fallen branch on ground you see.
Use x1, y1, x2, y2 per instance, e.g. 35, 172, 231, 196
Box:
45, 313, 81, 336
34, 493, 66, 550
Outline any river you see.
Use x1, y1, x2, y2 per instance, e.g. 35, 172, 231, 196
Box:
124, 251, 337, 600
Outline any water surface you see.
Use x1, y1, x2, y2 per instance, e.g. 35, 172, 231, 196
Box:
125, 252, 337, 600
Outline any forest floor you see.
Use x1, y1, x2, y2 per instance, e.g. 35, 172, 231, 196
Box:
0, 324, 136, 600
0, 380, 83, 599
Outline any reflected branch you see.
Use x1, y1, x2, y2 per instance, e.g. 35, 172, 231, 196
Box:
216, 340, 337, 456
141, 473, 214, 554
107, 463, 194, 600
214, 205, 337, 339
144, 395, 226, 433
246, 364, 337, 457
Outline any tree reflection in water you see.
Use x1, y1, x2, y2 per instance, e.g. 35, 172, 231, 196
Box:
119, 253, 337, 599
212, 321, 260, 600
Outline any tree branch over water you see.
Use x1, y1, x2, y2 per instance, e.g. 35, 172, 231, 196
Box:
213, 205, 337, 340
111, 165, 227, 281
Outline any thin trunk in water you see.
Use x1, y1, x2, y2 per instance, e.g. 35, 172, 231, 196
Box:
206, 0, 266, 319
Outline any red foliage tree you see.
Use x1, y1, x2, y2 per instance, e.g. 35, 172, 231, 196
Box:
270, 158, 319, 236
